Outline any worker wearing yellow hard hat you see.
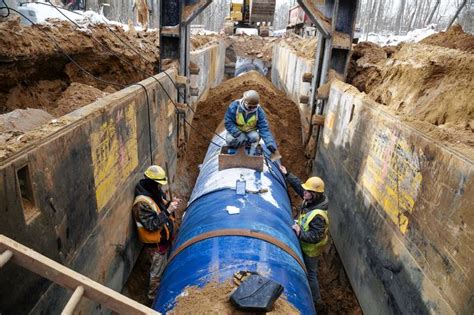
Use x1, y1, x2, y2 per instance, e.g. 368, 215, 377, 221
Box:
132, 165, 180, 300
144, 165, 168, 185
279, 165, 329, 313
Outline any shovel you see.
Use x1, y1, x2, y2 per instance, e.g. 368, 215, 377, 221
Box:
269, 149, 282, 161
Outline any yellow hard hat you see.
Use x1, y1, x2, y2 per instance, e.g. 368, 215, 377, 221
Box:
144, 165, 167, 185
301, 176, 325, 193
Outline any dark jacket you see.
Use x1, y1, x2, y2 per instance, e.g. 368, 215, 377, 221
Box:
285, 172, 329, 244
133, 178, 171, 232
224, 99, 277, 148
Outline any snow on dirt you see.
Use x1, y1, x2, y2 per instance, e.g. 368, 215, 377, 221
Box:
348, 25, 474, 157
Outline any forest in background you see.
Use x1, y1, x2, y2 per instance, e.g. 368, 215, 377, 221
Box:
192, 0, 473, 34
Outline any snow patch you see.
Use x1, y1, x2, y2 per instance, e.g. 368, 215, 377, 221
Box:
365, 24, 438, 46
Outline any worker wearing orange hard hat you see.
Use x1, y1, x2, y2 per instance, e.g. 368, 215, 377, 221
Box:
279, 165, 329, 313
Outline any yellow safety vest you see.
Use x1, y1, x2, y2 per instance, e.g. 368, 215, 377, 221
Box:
236, 108, 258, 133
132, 195, 173, 244
297, 209, 329, 257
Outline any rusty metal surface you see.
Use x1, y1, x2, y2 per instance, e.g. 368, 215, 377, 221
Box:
315, 81, 473, 315
218, 146, 264, 172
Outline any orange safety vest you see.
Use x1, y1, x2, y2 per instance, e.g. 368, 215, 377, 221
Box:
133, 195, 173, 244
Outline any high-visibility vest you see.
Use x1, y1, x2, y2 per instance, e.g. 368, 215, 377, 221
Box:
236, 108, 258, 133
297, 209, 329, 257
133, 195, 173, 244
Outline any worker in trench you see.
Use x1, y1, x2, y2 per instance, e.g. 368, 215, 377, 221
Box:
279, 165, 329, 313
132, 165, 180, 300
224, 90, 277, 155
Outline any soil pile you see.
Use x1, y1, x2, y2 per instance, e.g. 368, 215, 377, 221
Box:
226, 35, 277, 62
191, 34, 222, 50
53, 83, 108, 116
281, 34, 318, 59
421, 24, 474, 53
347, 41, 387, 92
170, 281, 299, 314
174, 71, 308, 211
348, 41, 474, 157
0, 17, 160, 115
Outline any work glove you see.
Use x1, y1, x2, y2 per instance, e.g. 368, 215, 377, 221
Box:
267, 145, 276, 153
236, 133, 248, 146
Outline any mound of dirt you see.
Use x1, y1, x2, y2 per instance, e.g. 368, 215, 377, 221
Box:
280, 34, 318, 59
0, 17, 160, 117
174, 71, 308, 212
191, 34, 222, 50
348, 41, 474, 157
4, 80, 67, 113
347, 41, 387, 92
53, 82, 107, 116
421, 24, 474, 53
170, 281, 299, 314
227, 35, 277, 62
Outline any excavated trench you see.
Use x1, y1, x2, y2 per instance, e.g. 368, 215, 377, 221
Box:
3, 16, 472, 314
123, 71, 362, 314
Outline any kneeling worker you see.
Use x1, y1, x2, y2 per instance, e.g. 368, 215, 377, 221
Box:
224, 90, 277, 155
132, 165, 179, 300
280, 165, 329, 313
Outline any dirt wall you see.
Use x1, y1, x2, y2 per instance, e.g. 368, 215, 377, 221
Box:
347, 29, 474, 158
0, 18, 159, 116
316, 80, 473, 314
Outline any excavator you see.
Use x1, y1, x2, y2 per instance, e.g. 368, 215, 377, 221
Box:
224, 0, 276, 36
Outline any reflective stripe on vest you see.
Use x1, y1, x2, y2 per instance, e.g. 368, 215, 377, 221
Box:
236, 107, 258, 133
297, 209, 329, 257
133, 195, 170, 244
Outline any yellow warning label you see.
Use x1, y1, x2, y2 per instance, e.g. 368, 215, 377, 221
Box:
91, 103, 138, 210
361, 129, 422, 234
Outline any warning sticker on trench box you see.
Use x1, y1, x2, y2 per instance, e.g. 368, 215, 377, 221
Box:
361, 128, 422, 234
90, 102, 139, 210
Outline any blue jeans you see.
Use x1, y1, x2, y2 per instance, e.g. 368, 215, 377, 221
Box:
226, 131, 260, 147
303, 254, 321, 304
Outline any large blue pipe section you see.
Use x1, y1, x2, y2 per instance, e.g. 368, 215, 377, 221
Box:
154, 132, 315, 314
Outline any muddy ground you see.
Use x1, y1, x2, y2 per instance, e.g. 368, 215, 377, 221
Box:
348, 25, 474, 157
124, 71, 361, 314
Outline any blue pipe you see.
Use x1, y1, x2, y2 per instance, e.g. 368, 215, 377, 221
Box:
154, 132, 315, 314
